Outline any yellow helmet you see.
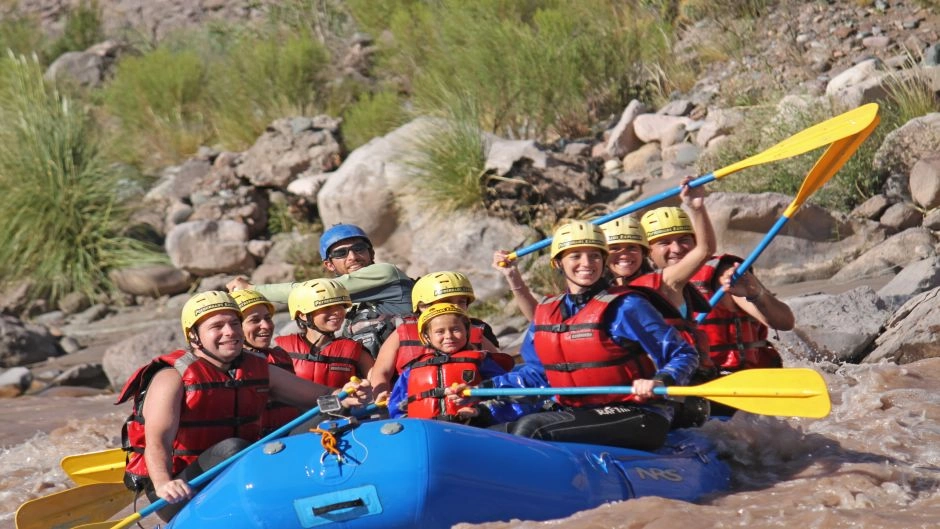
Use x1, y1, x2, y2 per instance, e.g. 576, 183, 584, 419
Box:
181, 291, 241, 341
288, 278, 352, 319
230, 289, 275, 316
417, 303, 470, 345
601, 217, 649, 249
549, 220, 608, 268
641, 207, 694, 243
411, 271, 476, 312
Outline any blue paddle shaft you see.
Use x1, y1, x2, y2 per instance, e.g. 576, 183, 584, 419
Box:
138, 390, 349, 517
469, 386, 668, 397
696, 215, 791, 323
513, 173, 717, 259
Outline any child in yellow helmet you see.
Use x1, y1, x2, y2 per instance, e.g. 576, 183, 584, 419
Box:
368, 271, 511, 402
386, 303, 512, 424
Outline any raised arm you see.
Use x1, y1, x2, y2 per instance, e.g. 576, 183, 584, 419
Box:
493, 250, 538, 321
661, 176, 717, 296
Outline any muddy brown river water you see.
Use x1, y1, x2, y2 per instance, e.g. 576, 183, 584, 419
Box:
2, 358, 938, 529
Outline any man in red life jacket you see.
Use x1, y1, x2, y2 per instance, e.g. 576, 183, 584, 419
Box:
117, 291, 371, 521
642, 207, 795, 376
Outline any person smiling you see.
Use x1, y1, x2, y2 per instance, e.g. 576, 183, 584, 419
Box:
116, 291, 371, 522
227, 224, 414, 359
480, 220, 699, 451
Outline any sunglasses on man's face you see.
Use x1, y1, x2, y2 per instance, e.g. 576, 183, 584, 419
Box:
329, 242, 371, 260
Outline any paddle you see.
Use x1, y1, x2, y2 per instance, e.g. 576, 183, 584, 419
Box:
465, 367, 831, 418
14, 482, 134, 529
505, 103, 880, 261
100, 388, 357, 529
695, 108, 881, 321
61, 447, 126, 486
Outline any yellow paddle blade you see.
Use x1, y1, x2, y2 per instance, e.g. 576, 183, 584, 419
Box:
713, 103, 879, 178
61, 448, 126, 485
783, 113, 880, 217
15, 482, 133, 529
666, 368, 831, 418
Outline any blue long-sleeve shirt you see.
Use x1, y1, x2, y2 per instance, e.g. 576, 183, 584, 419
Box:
485, 291, 700, 421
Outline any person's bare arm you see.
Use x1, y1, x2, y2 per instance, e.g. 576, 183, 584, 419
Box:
661, 176, 717, 301
493, 250, 538, 321
720, 263, 795, 330
142, 368, 193, 503
368, 332, 401, 401
269, 366, 372, 409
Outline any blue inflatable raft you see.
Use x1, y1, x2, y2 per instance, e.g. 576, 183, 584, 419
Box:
167, 418, 730, 529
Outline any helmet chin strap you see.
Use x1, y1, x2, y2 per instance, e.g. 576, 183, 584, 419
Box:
297, 314, 334, 343
189, 331, 232, 366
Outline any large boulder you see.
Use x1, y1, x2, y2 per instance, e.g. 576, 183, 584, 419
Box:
101, 320, 183, 391
109, 264, 193, 297
873, 113, 940, 200
165, 220, 255, 276
865, 286, 940, 364
703, 192, 882, 284
317, 118, 436, 249
774, 287, 890, 363
830, 227, 937, 283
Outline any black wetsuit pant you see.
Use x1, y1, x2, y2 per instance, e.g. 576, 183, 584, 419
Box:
489, 404, 671, 451
143, 437, 251, 522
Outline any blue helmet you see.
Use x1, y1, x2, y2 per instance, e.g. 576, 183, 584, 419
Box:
319, 224, 371, 260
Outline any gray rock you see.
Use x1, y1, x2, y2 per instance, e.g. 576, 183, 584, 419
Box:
485, 139, 549, 176
51, 363, 110, 389
0, 367, 32, 395
910, 156, 940, 210
874, 113, 940, 200
831, 227, 936, 282
879, 202, 923, 232
102, 321, 183, 391
58, 291, 91, 315
866, 286, 940, 364
775, 287, 889, 363
851, 194, 890, 220
0, 316, 60, 367
166, 220, 255, 276
605, 99, 650, 158
236, 116, 342, 188
877, 257, 940, 309
109, 264, 192, 297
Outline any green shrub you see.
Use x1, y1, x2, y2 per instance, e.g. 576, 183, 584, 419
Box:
103, 47, 211, 167
704, 101, 893, 212
46, 0, 103, 61
0, 12, 45, 60
354, 0, 673, 141
207, 31, 331, 149
341, 89, 409, 150
408, 101, 487, 212
0, 54, 164, 304
883, 62, 940, 126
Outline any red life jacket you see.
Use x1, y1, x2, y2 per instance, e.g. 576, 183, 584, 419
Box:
247, 345, 300, 435
117, 349, 270, 482
274, 333, 364, 388
405, 348, 487, 420
394, 315, 489, 374
690, 255, 783, 371
532, 288, 657, 407
629, 272, 716, 377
